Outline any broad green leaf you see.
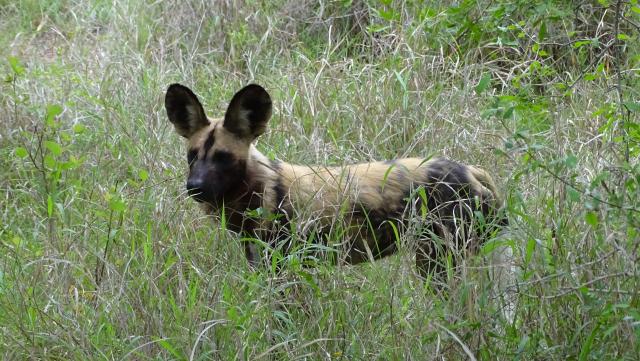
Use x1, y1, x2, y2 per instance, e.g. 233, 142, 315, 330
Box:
573, 40, 591, 48
44, 141, 62, 156
11, 236, 22, 247
617, 33, 631, 41
60, 160, 78, 170
585, 211, 598, 227
73, 123, 86, 134
109, 198, 126, 212
564, 155, 577, 168
44, 154, 56, 168
8, 56, 25, 75
567, 186, 581, 202
60, 131, 71, 142
584, 73, 596, 81
138, 169, 149, 182
47, 104, 63, 117
378, 9, 396, 21
624, 102, 640, 112
475, 72, 491, 94
15, 147, 28, 158
45, 104, 63, 126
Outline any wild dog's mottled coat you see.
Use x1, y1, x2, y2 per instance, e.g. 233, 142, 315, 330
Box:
165, 83, 505, 277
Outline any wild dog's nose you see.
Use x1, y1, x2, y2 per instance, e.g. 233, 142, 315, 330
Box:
186, 179, 204, 198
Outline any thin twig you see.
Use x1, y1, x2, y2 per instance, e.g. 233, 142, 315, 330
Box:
521, 271, 631, 299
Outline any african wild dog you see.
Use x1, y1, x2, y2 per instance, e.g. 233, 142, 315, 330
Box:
165, 83, 507, 278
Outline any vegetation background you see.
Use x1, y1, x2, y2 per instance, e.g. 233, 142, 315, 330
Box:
1, 0, 639, 359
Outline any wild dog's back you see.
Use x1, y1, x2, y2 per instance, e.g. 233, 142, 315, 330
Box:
266, 156, 504, 269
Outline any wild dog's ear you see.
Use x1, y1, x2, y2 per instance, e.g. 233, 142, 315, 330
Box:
223, 84, 272, 138
165, 84, 210, 138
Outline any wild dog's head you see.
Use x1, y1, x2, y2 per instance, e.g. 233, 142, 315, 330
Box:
165, 84, 272, 207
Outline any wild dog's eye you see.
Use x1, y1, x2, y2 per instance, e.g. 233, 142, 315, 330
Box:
211, 151, 234, 163
187, 150, 197, 166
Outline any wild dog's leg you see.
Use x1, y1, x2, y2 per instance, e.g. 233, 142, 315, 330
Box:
415, 208, 472, 283
240, 233, 281, 271
242, 223, 292, 272
415, 223, 449, 281
243, 240, 261, 270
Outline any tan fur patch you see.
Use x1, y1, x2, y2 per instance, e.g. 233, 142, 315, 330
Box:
263, 157, 498, 222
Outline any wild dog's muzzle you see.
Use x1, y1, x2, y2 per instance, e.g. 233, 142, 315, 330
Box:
186, 178, 206, 202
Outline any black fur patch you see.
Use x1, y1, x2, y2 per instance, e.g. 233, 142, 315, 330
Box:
364, 208, 400, 258
411, 158, 483, 276
422, 159, 472, 218
223, 173, 261, 234
346, 203, 400, 263
270, 160, 286, 210
251, 159, 293, 256
187, 149, 197, 166
212, 150, 234, 163
426, 158, 471, 190
203, 128, 216, 154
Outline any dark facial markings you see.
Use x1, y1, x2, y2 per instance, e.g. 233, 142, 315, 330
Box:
187, 149, 197, 166
211, 150, 234, 163
186, 123, 237, 174
203, 128, 216, 154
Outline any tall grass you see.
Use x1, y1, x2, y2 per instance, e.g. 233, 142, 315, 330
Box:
1, 0, 638, 359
